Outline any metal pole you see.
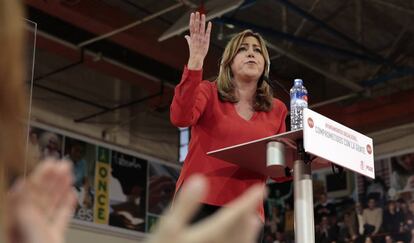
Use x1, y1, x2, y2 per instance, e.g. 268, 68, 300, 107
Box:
293, 141, 315, 243
293, 160, 314, 243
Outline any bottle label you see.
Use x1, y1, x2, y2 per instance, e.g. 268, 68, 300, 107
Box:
292, 92, 308, 102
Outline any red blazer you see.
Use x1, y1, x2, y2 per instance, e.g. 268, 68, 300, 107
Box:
170, 67, 288, 221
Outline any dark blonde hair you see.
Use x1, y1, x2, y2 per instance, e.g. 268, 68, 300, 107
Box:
217, 30, 273, 112
0, 0, 27, 211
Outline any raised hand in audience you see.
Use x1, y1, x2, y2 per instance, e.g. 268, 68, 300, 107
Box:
5, 160, 76, 243
147, 175, 264, 243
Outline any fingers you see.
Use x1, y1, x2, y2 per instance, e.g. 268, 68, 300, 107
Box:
45, 163, 73, 217
4, 160, 75, 243
24, 159, 74, 223
185, 184, 265, 243
186, 12, 211, 70
166, 175, 207, 226
53, 190, 77, 234
31, 160, 73, 219
184, 35, 191, 48
148, 175, 207, 243
200, 13, 205, 36
194, 12, 200, 35
205, 21, 212, 40
188, 12, 209, 37
189, 12, 195, 36
204, 21, 212, 50
5, 179, 25, 227
225, 184, 266, 215
26, 160, 59, 212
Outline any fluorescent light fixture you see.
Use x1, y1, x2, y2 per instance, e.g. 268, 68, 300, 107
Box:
158, 0, 243, 42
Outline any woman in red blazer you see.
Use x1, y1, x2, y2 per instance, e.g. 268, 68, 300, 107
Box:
170, 12, 288, 240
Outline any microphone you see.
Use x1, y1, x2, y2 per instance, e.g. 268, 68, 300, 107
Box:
263, 75, 290, 96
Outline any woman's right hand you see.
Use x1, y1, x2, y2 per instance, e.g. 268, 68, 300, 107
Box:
185, 12, 212, 70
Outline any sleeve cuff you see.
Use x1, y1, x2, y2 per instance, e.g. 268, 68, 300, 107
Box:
183, 65, 203, 81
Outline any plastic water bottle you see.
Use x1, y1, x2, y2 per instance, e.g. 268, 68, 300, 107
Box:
290, 79, 308, 131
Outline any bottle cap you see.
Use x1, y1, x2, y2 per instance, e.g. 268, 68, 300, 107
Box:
294, 79, 303, 85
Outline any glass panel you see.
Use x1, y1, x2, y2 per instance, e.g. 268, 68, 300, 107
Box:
24, 19, 37, 176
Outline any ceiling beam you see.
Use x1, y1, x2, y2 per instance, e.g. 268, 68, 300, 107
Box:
35, 30, 168, 92
315, 88, 414, 133
275, 0, 391, 65
25, 0, 221, 77
367, 0, 414, 16
34, 30, 175, 113
266, 42, 364, 92
217, 17, 382, 64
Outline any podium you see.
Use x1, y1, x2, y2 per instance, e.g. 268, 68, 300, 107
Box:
208, 108, 374, 243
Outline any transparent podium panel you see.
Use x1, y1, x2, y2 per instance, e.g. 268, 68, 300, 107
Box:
24, 19, 37, 177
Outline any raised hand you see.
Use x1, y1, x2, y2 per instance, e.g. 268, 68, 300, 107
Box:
185, 12, 212, 70
6, 159, 76, 243
147, 175, 264, 243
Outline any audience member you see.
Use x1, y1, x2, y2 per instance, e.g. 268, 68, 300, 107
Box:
315, 193, 336, 223
362, 198, 383, 236
382, 200, 404, 241
341, 203, 362, 242
315, 216, 338, 243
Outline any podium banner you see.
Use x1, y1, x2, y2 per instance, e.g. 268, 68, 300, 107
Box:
303, 108, 375, 178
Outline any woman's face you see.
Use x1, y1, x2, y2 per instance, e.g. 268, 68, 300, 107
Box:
230, 36, 265, 83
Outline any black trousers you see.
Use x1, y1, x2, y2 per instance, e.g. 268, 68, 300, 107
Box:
190, 203, 264, 243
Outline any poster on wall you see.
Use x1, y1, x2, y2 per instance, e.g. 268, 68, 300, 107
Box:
29, 127, 63, 161
390, 152, 414, 193
148, 163, 179, 215
145, 163, 180, 232
263, 181, 294, 242
109, 151, 148, 232
64, 137, 96, 222
146, 214, 160, 233
28, 124, 183, 236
